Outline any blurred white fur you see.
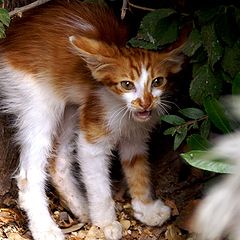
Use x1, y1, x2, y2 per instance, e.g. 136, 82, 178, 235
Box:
193, 97, 240, 240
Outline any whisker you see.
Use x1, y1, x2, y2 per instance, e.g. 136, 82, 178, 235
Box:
108, 105, 126, 128
118, 107, 129, 134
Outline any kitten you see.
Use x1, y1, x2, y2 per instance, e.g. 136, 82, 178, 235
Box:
0, 1, 184, 239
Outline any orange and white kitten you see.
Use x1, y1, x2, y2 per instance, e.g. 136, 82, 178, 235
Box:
0, 1, 184, 240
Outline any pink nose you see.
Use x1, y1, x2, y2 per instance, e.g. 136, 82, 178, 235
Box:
139, 100, 151, 110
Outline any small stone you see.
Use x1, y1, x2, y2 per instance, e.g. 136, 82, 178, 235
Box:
85, 225, 105, 240
123, 203, 131, 209
120, 220, 131, 230
59, 211, 69, 221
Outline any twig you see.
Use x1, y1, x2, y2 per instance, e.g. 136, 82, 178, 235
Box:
176, 115, 209, 131
9, 0, 52, 17
128, 2, 155, 12
121, 0, 128, 19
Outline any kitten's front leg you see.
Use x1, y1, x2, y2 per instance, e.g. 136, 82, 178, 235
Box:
120, 142, 171, 227
77, 134, 122, 240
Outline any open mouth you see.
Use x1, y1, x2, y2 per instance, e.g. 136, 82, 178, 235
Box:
133, 110, 152, 121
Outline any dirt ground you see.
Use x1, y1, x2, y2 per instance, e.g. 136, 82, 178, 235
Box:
0, 128, 211, 240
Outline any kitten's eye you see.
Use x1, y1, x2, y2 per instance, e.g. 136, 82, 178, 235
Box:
120, 81, 135, 90
152, 77, 165, 88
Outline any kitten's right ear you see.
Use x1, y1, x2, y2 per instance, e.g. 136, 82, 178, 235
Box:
69, 35, 117, 71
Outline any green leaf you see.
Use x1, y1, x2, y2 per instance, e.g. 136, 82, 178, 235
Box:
235, 6, 240, 32
0, 8, 10, 27
196, 6, 221, 25
128, 9, 179, 49
142, 8, 177, 25
187, 134, 211, 150
203, 96, 232, 134
174, 126, 187, 150
200, 119, 211, 138
215, 9, 237, 47
128, 38, 158, 50
182, 29, 202, 57
163, 127, 177, 136
232, 72, 240, 95
154, 17, 179, 46
181, 150, 234, 173
190, 64, 223, 105
218, 70, 233, 84
161, 115, 185, 126
222, 41, 240, 78
0, 22, 6, 38
179, 108, 205, 120
201, 22, 223, 70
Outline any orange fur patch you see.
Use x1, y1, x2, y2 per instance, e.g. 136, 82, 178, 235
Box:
122, 155, 152, 203
80, 93, 109, 143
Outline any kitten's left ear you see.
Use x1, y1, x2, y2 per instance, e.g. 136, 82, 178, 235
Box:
69, 35, 117, 72
162, 47, 185, 74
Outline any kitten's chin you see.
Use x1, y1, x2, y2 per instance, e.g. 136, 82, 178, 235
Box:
133, 110, 152, 122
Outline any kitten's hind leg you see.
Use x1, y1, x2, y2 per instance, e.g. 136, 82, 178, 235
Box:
15, 92, 66, 240
49, 105, 89, 222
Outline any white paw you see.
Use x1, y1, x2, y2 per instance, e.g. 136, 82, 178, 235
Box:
103, 221, 123, 240
132, 199, 171, 226
30, 223, 65, 240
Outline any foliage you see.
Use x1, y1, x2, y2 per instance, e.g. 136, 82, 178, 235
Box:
129, 1, 240, 173
0, 2, 10, 38
180, 150, 234, 173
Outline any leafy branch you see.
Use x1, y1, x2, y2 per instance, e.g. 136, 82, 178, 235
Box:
161, 107, 210, 150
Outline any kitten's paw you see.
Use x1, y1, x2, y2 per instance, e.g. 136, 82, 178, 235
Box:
31, 223, 64, 240
132, 199, 171, 226
103, 221, 123, 240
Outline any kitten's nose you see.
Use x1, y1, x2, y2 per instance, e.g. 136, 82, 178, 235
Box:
139, 94, 152, 110
140, 99, 152, 110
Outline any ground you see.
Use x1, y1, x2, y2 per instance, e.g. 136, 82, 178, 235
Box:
0, 131, 211, 240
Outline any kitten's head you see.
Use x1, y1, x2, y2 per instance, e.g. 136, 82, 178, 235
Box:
70, 36, 184, 122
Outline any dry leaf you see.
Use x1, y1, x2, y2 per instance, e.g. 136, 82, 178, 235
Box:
0, 208, 20, 225
165, 199, 179, 216
62, 223, 85, 234
165, 224, 185, 240
7, 232, 27, 240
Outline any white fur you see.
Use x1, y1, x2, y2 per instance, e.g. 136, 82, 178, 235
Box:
103, 221, 123, 240
77, 132, 117, 226
122, 66, 149, 108
0, 63, 66, 240
50, 105, 89, 222
194, 175, 240, 240
132, 199, 171, 226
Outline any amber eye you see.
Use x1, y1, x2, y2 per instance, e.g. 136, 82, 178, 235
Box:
120, 81, 135, 91
151, 77, 165, 88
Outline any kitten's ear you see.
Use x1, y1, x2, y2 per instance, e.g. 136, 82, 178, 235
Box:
69, 35, 117, 71
162, 47, 185, 74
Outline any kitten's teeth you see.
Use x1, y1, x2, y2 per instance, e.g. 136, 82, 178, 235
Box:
134, 110, 151, 121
